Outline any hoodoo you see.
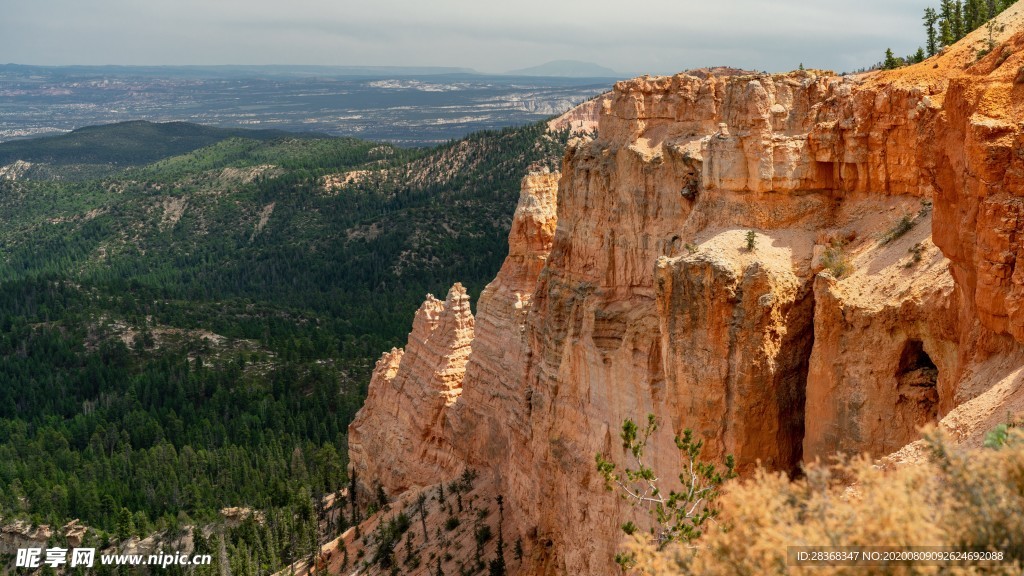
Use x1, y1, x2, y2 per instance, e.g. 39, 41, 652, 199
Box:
348, 5, 1024, 573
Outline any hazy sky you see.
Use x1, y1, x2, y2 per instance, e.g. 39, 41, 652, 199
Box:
4, 0, 935, 75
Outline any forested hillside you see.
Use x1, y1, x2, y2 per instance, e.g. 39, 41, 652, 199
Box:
0, 120, 568, 573
0, 121, 323, 180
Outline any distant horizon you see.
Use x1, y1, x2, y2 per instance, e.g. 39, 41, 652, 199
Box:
5, 1, 935, 75
1, 60, 629, 79
0, 65, 611, 144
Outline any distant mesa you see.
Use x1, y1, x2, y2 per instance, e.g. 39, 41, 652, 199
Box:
505, 59, 623, 78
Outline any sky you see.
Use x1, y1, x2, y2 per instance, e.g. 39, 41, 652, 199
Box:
3, 0, 937, 76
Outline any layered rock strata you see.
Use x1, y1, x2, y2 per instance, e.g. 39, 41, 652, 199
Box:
349, 6, 1024, 573
347, 283, 474, 494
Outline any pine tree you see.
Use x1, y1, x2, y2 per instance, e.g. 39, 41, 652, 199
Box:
308, 520, 320, 571
985, 18, 998, 51
985, 0, 997, 19
940, 17, 954, 48
417, 492, 429, 541
348, 469, 359, 525
116, 507, 135, 542
488, 495, 507, 576
924, 8, 940, 55
883, 48, 902, 70
336, 505, 349, 536
264, 518, 281, 572
964, 0, 981, 31
953, 0, 965, 39
596, 415, 736, 552
488, 540, 507, 576
939, 0, 956, 46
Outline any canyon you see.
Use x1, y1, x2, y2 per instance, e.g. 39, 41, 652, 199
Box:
345, 5, 1024, 574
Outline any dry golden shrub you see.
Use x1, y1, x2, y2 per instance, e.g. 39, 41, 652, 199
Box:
627, 429, 1024, 575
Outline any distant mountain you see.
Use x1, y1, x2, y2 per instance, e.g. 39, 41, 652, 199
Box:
506, 60, 622, 78
0, 120, 318, 168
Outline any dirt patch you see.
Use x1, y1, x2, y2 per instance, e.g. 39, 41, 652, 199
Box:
346, 221, 383, 241
322, 170, 379, 194
159, 197, 187, 230
219, 164, 281, 184
250, 202, 275, 241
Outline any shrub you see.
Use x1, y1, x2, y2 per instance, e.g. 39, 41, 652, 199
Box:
444, 516, 460, 532
884, 214, 916, 243
918, 198, 933, 217
984, 417, 1023, 449
629, 427, 1024, 574
905, 242, 925, 267
745, 230, 757, 252
821, 243, 851, 278
371, 513, 412, 568
596, 414, 735, 569
459, 468, 479, 491
474, 524, 492, 546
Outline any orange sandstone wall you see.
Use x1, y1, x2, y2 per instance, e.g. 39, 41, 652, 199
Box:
348, 9, 1024, 572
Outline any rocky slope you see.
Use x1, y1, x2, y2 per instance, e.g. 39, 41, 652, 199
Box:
346, 4, 1024, 574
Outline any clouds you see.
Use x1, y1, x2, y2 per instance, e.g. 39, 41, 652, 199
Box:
3, 0, 935, 74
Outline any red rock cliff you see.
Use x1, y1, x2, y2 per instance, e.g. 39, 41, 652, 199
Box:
348, 6, 1024, 573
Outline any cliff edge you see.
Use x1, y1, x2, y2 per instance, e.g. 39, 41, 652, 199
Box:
346, 5, 1024, 573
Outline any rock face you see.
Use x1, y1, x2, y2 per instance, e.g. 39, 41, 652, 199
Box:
347, 282, 474, 496
0, 520, 52, 555
0, 160, 31, 181
804, 232, 960, 459
547, 98, 603, 135
0, 519, 88, 554
349, 6, 1024, 574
